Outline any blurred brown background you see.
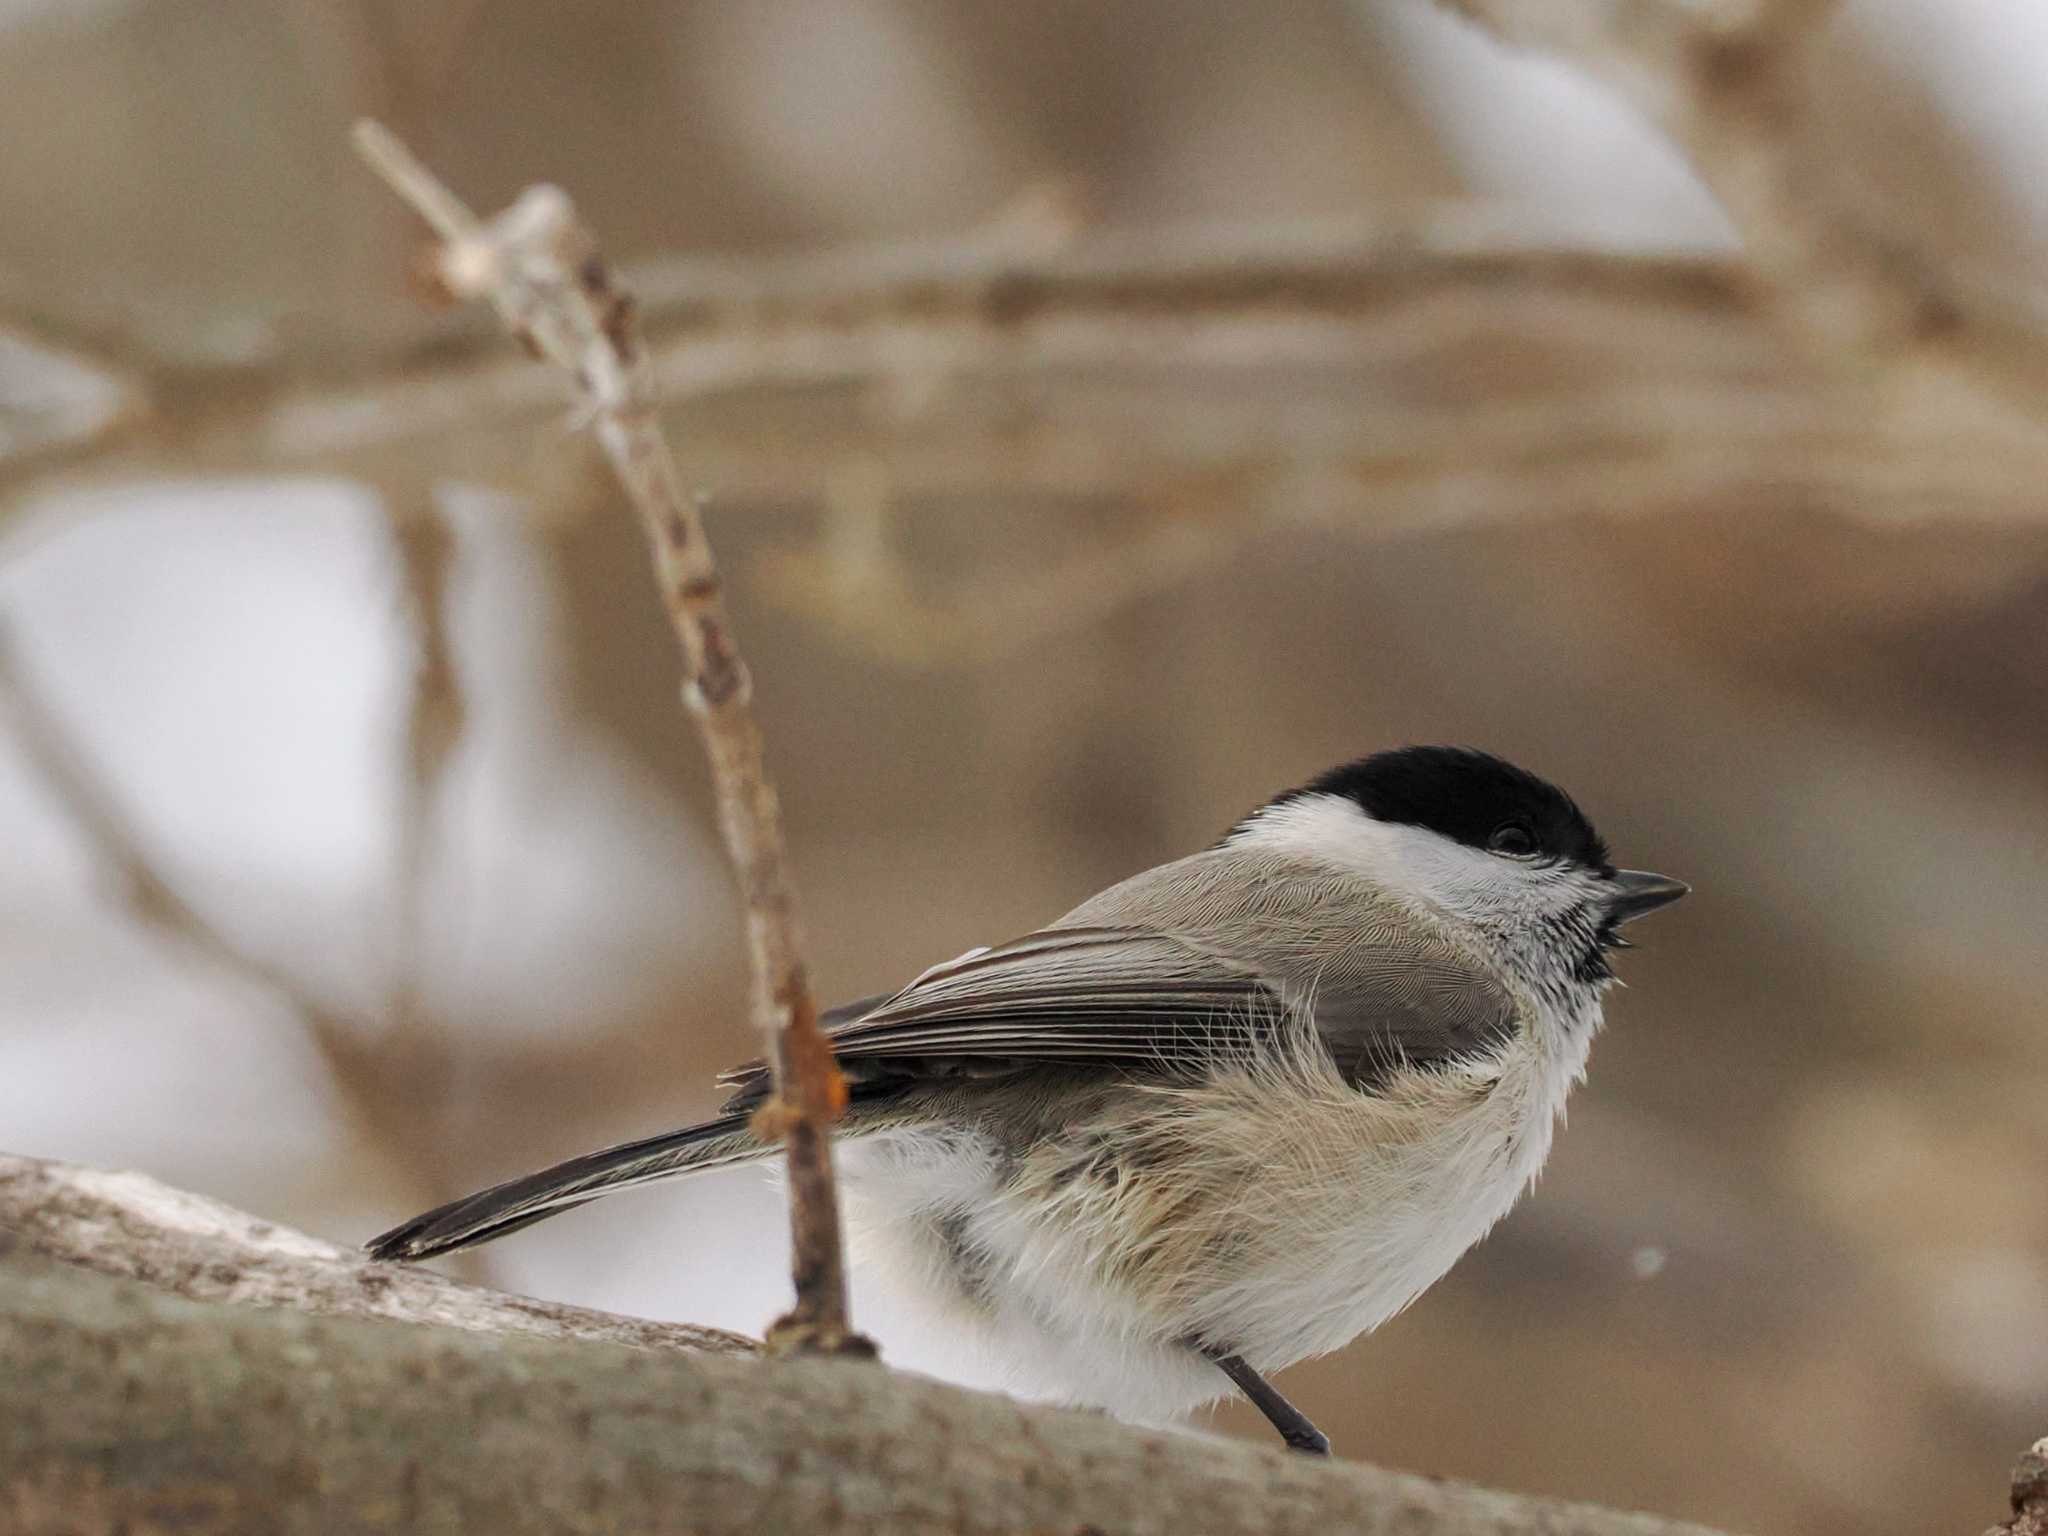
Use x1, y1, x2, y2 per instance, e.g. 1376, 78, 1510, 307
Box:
2, 3, 2046, 1533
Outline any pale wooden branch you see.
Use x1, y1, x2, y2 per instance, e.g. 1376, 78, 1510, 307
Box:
350, 120, 865, 1355
0, 1152, 751, 1356
0, 1154, 1736, 1536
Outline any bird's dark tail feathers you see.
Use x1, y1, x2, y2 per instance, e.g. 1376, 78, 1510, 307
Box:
365, 1113, 764, 1262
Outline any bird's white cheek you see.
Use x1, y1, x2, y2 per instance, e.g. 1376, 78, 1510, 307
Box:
1237, 794, 1525, 921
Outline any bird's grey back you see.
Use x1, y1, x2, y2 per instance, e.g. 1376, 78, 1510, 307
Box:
1053, 843, 1520, 1085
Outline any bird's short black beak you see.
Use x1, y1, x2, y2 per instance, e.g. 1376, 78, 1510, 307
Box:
1607, 869, 1690, 924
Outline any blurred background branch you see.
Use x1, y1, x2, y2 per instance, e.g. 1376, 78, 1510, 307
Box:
7, 221, 2046, 525
1435, 0, 2048, 426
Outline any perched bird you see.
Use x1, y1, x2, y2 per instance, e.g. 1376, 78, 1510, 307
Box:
369, 746, 1686, 1455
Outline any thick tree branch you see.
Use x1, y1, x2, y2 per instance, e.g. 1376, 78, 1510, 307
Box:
0, 1153, 751, 1355
0, 1155, 1735, 1536
350, 122, 864, 1355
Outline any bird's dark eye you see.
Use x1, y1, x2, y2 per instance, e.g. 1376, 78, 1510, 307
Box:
1487, 821, 1537, 857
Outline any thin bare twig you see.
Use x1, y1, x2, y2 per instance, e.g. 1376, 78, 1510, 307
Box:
350, 119, 869, 1356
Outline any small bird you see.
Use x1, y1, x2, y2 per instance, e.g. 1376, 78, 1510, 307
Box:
368, 746, 1686, 1455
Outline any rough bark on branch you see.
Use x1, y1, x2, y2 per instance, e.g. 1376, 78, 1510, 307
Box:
0, 1153, 751, 1357
0, 1156, 1732, 1536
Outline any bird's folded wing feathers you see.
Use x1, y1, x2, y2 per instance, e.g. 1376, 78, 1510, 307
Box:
717, 895, 1518, 1104
717, 926, 1282, 1104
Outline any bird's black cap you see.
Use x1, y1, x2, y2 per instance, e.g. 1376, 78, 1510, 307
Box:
1263, 746, 1612, 871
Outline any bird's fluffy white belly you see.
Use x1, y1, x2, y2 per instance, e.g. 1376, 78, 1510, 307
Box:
837, 1026, 1587, 1424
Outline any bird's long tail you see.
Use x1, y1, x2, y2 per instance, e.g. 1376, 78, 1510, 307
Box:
365, 1112, 765, 1262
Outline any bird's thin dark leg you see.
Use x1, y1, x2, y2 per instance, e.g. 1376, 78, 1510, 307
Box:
1198, 1344, 1331, 1456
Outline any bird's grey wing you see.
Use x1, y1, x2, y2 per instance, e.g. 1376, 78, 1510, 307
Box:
1300, 937, 1519, 1089
716, 926, 1284, 1106
1051, 844, 1521, 1089
717, 845, 1519, 1104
